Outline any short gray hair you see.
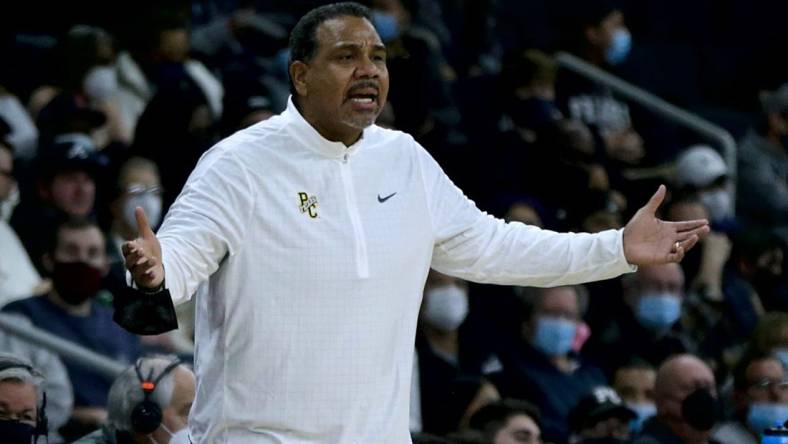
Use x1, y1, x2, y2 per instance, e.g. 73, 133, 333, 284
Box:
0, 353, 45, 402
106, 356, 181, 432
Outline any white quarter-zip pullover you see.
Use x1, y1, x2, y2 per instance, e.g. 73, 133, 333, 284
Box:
157, 98, 635, 443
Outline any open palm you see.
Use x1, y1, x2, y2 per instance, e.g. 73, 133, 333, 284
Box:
623, 185, 710, 266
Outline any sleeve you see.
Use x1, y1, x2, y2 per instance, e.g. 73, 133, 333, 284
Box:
416, 142, 636, 287
157, 145, 256, 305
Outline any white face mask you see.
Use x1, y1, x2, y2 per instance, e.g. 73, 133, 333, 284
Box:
123, 192, 163, 231
83, 65, 118, 101
698, 189, 733, 222
422, 285, 468, 332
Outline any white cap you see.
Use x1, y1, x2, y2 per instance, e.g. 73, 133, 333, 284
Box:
675, 145, 727, 188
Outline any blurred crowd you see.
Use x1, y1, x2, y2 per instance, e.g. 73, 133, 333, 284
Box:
0, 0, 786, 443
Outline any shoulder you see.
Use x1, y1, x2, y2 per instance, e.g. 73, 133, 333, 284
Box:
2, 295, 43, 313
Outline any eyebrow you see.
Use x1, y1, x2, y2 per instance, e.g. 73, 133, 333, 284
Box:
332, 42, 387, 52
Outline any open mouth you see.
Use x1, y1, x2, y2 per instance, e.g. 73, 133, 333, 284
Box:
346, 85, 379, 106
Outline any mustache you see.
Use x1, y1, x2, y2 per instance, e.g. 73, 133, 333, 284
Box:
347, 80, 380, 95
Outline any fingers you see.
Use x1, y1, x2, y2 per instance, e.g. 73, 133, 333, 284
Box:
679, 234, 700, 254
668, 234, 700, 263
643, 184, 666, 215
135, 207, 154, 238
670, 219, 710, 233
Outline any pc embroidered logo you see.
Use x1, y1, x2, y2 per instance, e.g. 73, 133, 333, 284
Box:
298, 192, 318, 218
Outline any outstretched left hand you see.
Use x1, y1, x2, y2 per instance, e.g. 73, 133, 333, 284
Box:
623, 185, 710, 266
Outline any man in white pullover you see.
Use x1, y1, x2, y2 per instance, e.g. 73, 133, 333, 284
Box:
116, 3, 710, 443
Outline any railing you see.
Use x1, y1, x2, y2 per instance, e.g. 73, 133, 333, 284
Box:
0, 313, 126, 379
553, 52, 737, 199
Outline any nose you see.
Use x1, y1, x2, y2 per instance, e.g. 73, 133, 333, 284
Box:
354, 55, 380, 79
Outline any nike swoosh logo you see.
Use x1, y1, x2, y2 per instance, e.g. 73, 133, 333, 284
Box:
377, 192, 397, 203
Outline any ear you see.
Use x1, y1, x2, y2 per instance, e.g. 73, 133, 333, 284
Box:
290, 61, 309, 97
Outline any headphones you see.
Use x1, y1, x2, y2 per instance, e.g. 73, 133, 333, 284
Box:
0, 362, 49, 442
130, 358, 181, 435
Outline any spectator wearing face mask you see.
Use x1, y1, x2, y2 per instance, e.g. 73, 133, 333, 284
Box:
587, 264, 694, 376
557, 1, 646, 174
72, 356, 194, 444
0, 353, 49, 444
491, 285, 605, 444
613, 360, 657, 435
107, 157, 164, 290
633, 354, 722, 444
414, 270, 479, 435
2, 218, 140, 440
673, 145, 735, 232
713, 351, 788, 444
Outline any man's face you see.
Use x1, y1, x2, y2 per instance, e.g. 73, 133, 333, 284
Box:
627, 264, 684, 309
494, 414, 541, 444
588, 10, 627, 52
529, 286, 579, 335
614, 367, 656, 405
292, 15, 389, 143
48, 170, 96, 217
0, 147, 13, 201
53, 226, 107, 270
656, 357, 716, 441
153, 367, 195, 444
0, 380, 37, 427
745, 358, 788, 404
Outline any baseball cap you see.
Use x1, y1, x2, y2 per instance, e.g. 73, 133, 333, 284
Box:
674, 145, 728, 189
39, 132, 108, 179
569, 386, 636, 432
36, 93, 106, 140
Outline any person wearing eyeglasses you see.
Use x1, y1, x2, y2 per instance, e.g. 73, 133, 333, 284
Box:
713, 351, 788, 444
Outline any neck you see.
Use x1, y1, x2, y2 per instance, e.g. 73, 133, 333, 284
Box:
296, 98, 362, 146
48, 290, 91, 316
424, 327, 459, 357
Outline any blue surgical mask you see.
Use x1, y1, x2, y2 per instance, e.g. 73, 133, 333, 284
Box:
532, 316, 577, 357
747, 403, 788, 436
635, 292, 682, 331
372, 11, 400, 42
627, 402, 657, 434
606, 28, 632, 65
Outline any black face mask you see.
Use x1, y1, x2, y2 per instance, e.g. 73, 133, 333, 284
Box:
51, 261, 103, 305
0, 419, 36, 444
681, 388, 721, 431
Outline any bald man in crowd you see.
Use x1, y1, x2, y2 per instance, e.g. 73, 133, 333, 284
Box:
634, 354, 721, 444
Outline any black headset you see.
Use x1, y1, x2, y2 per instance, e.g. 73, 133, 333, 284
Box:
130, 358, 181, 435
0, 362, 49, 442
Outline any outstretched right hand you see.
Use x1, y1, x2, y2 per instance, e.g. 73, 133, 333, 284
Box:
121, 207, 164, 290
